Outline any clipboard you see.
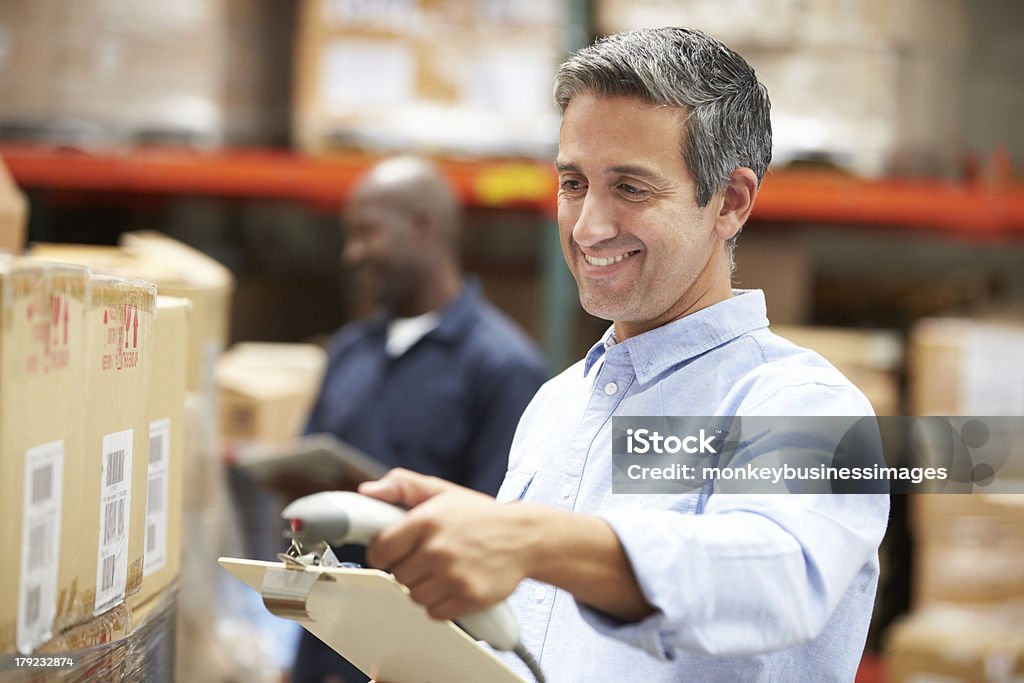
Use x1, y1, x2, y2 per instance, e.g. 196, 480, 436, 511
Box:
234, 433, 389, 488
218, 557, 526, 683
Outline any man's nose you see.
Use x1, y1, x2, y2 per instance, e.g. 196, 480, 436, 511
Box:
571, 192, 619, 249
342, 239, 365, 265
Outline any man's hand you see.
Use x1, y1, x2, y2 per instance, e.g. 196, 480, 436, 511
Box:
359, 468, 654, 624
358, 469, 540, 621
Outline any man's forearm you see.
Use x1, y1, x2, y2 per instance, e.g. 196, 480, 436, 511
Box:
514, 503, 655, 623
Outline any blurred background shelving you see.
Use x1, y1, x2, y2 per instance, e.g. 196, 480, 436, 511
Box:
4, 144, 1024, 233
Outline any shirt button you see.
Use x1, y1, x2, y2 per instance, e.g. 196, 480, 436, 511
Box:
533, 586, 547, 602
604, 381, 618, 396
560, 483, 572, 499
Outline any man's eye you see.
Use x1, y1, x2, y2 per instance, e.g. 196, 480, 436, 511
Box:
560, 179, 585, 192
619, 184, 647, 197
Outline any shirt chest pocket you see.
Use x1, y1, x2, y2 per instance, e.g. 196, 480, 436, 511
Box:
600, 491, 701, 515
496, 469, 536, 503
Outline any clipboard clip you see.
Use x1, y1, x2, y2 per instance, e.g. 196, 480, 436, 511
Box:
261, 539, 340, 620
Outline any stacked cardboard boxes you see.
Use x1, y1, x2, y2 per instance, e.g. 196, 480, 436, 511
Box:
886, 314, 1024, 680
293, 0, 566, 156
909, 316, 1024, 417
1, 263, 189, 669
0, 0, 287, 146
26, 237, 236, 674
887, 604, 1024, 683
30, 231, 234, 397
216, 342, 327, 447
596, 0, 968, 177
0, 157, 28, 254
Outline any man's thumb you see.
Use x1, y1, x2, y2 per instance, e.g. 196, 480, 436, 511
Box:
358, 468, 453, 508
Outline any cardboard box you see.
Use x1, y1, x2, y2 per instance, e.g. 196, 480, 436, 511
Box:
128, 297, 189, 610
216, 342, 327, 445
594, 0, 968, 177
0, 157, 28, 255
596, 0, 968, 55
76, 275, 155, 627
29, 231, 234, 397
733, 234, 813, 325
294, 0, 565, 155
909, 316, 1024, 416
886, 604, 1024, 683
772, 325, 903, 416
0, 258, 89, 654
911, 493, 1024, 608
0, 0, 287, 146
35, 586, 178, 681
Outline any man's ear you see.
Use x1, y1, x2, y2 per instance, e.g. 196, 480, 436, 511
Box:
714, 167, 759, 241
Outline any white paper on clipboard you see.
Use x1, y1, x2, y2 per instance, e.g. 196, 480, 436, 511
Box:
218, 557, 526, 683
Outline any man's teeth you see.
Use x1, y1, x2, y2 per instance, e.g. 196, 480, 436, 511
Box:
584, 251, 636, 267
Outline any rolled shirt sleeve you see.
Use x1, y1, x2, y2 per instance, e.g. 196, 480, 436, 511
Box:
587, 494, 888, 658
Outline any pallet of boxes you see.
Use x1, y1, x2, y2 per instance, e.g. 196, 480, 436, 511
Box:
1, 256, 188, 680
25, 233, 283, 681
885, 314, 1024, 682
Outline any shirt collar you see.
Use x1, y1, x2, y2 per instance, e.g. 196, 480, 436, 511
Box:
583, 289, 770, 383
364, 277, 481, 346
424, 277, 482, 344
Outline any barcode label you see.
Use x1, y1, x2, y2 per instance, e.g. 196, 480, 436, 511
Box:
102, 499, 125, 545
106, 450, 126, 486
95, 429, 133, 614
27, 521, 51, 571
100, 555, 116, 592
144, 419, 171, 576
146, 477, 163, 516
25, 586, 41, 627
18, 441, 64, 654
31, 464, 53, 504
149, 432, 164, 465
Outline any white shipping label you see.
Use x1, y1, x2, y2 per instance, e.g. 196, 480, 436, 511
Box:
94, 429, 133, 615
320, 40, 415, 111
143, 419, 171, 576
17, 441, 64, 654
962, 325, 1024, 415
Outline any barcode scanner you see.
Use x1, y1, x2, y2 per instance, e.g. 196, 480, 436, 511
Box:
282, 491, 546, 682
283, 491, 520, 649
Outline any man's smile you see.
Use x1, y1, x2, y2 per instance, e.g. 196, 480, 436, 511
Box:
582, 249, 642, 267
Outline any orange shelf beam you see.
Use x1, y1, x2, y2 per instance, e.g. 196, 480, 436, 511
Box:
3, 144, 1023, 235
754, 170, 1024, 235
0, 144, 557, 210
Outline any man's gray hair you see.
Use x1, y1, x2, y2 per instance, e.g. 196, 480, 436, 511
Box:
554, 27, 772, 262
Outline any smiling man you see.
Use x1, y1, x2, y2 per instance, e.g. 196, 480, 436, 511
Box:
358, 28, 888, 682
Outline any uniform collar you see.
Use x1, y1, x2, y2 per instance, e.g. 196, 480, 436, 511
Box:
418, 277, 482, 344
365, 278, 482, 346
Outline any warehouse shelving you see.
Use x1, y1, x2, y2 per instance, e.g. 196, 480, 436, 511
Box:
5, 142, 1023, 371
3, 144, 1023, 235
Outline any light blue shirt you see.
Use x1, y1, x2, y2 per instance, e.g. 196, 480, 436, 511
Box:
494, 290, 889, 682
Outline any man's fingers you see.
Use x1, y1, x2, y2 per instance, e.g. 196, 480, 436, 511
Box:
423, 594, 475, 622
366, 513, 429, 571
359, 467, 454, 508
391, 554, 435, 591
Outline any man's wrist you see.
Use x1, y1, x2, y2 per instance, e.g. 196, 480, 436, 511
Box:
502, 502, 560, 581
